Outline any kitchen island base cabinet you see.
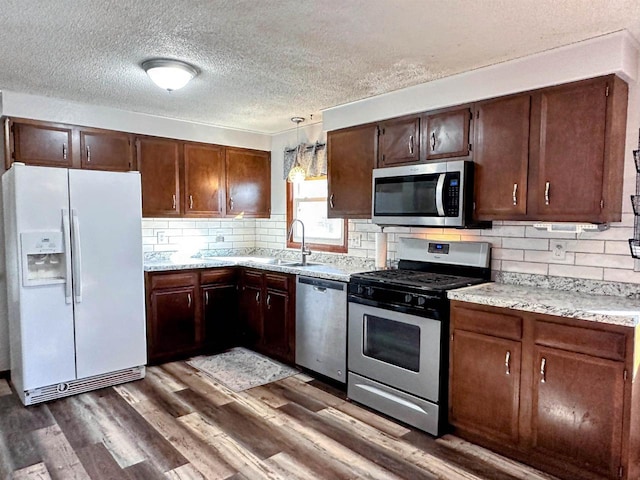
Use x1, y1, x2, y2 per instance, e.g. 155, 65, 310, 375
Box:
450, 301, 633, 480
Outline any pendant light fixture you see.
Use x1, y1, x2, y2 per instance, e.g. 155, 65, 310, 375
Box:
142, 58, 198, 91
288, 117, 306, 183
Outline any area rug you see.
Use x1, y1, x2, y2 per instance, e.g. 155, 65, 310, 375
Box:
187, 347, 299, 392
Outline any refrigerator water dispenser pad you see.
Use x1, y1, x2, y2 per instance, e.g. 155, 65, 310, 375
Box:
20, 231, 66, 286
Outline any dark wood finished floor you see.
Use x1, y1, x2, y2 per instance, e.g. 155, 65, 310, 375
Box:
0, 360, 559, 480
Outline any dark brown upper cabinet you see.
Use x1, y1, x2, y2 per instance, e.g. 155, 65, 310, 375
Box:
5, 118, 135, 171
527, 75, 627, 223
7, 119, 74, 168
424, 107, 472, 161
137, 137, 181, 217
473, 94, 531, 220
79, 129, 134, 172
184, 143, 226, 217
225, 147, 271, 218
327, 123, 378, 219
377, 116, 420, 167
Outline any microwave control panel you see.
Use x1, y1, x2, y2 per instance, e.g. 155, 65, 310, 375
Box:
444, 173, 460, 216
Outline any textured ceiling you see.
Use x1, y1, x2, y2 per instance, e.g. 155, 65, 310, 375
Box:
0, 0, 639, 134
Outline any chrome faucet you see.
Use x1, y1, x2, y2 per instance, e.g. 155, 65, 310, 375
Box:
288, 219, 311, 265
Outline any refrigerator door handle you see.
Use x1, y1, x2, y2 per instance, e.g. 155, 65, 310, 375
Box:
71, 209, 83, 303
62, 209, 73, 304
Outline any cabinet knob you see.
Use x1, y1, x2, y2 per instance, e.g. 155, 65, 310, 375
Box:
512, 184, 518, 206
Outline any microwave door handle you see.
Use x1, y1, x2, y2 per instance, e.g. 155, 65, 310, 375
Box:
435, 174, 446, 216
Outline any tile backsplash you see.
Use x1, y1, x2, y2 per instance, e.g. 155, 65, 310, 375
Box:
143, 211, 640, 285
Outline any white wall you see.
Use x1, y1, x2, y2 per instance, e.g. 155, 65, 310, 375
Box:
1, 91, 272, 150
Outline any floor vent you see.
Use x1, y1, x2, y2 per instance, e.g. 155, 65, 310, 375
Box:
23, 366, 145, 405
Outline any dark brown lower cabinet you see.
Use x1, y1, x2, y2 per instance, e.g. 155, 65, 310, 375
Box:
201, 269, 238, 352
147, 272, 200, 364
239, 269, 295, 364
450, 301, 635, 480
146, 268, 239, 364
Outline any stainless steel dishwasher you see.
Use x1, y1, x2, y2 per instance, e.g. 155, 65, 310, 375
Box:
295, 276, 347, 383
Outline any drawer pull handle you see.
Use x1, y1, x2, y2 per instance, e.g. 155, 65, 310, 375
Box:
544, 182, 550, 206
187, 293, 192, 308
189, 195, 193, 209
430, 131, 436, 150
255, 291, 260, 303
229, 197, 234, 211
408, 135, 414, 155
266, 294, 271, 309
86, 146, 91, 163
205, 291, 209, 305
329, 194, 335, 209
540, 357, 546, 383
512, 183, 518, 206
505, 351, 511, 375
62, 143, 67, 160
172, 194, 176, 210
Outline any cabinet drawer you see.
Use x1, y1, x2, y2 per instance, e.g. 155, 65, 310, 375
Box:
201, 268, 236, 285
534, 320, 626, 362
452, 305, 522, 340
242, 270, 263, 287
265, 273, 290, 292
150, 272, 198, 290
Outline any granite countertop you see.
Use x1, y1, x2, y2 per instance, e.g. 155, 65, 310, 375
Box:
448, 282, 640, 327
143, 256, 369, 282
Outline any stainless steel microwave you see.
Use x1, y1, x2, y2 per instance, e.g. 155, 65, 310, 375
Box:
372, 160, 474, 227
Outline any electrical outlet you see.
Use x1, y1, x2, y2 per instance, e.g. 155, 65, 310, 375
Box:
215, 234, 225, 243
156, 230, 168, 244
552, 241, 567, 260
348, 233, 362, 248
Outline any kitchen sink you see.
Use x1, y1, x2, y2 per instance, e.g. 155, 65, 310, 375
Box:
202, 256, 323, 267
283, 262, 323, 267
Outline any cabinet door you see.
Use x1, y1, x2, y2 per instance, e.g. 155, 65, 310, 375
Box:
529, 78, 608, 221
531, 346, 624, 478
474, 95, 531, 219
11, 121, 74, 167
262, 289, 291, 362
378, 117, 420, 167
149, 286, 199, 361
450, 329, 521, 444
225, 147, 270, 218
202, 284, 238, 351
137, 137, 181, 217
327, 124, 377, 219
80, 130, 134, 171
239, 283, 263, 347
184, 143, 225, 217
424, 108, 471, 160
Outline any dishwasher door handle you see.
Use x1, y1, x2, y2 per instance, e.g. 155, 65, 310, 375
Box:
313, 286, 327, 292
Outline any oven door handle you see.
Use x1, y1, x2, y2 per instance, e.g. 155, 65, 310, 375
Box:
362, 314, 368, 355
435, 174, 446, 216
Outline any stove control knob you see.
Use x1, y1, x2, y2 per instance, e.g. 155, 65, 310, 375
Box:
356, 285, 364, 295
366, 287, 375, 296
404, 294, 413, 303
416, 296, 427, 306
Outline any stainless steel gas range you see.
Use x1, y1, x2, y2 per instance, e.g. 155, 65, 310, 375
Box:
347, 238, 491, 436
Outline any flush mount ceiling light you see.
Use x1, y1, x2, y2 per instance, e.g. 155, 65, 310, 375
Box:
288, 117, 306, 183
142, 58, 198, 91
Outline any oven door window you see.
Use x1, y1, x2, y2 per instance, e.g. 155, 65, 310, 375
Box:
374, 174, 439, 216
363, 314, 420, 372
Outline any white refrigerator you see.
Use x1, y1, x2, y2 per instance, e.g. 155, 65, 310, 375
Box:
3, 163, 146, 405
